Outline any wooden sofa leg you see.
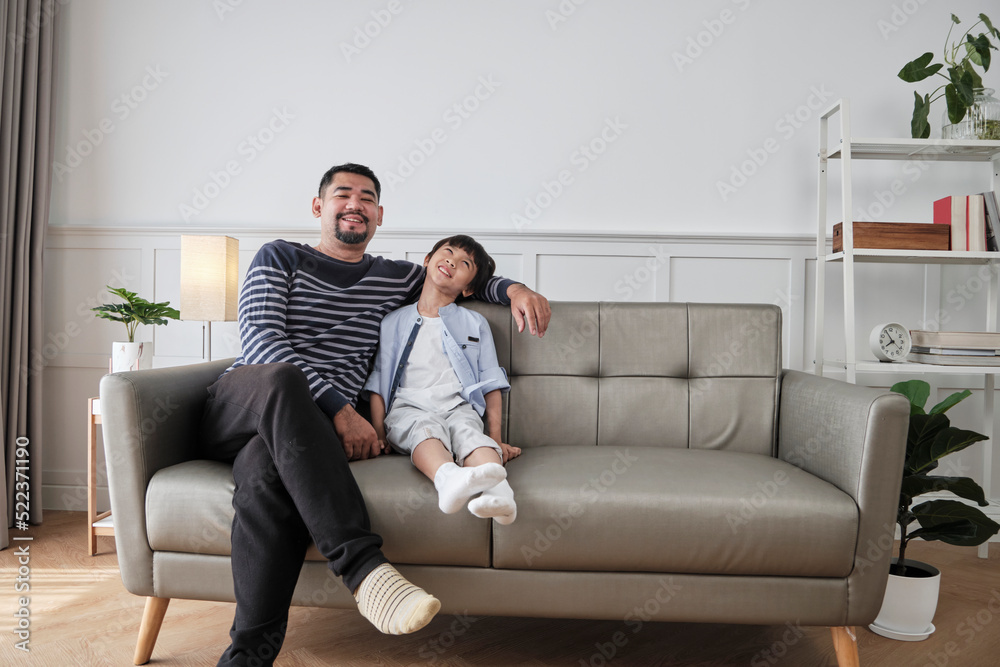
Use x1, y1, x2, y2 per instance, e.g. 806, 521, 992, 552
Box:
133, 596, 170, 665
830, 626, 860, 667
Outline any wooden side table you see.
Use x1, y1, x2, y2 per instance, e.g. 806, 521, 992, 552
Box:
88, 397, 114, 555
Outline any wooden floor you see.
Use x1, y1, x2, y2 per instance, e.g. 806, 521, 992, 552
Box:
2, 511, 999, 666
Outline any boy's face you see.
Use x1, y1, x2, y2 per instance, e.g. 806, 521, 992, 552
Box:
423, 244, 478, 298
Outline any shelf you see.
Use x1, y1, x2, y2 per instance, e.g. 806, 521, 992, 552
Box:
817, 100, 999, 561
827, 138, 1000, 162
825, 249, 1000, 264
823, 359, 1000, 374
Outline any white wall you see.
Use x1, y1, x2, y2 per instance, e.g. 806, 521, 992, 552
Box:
50, 0, 998, 233
42, 1, 1000, 520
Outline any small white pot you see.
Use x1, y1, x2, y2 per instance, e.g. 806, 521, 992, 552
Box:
869, 558, 940, 641
111, 341, 152, 373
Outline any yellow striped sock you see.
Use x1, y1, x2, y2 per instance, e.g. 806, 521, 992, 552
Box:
354, 563, 440, 635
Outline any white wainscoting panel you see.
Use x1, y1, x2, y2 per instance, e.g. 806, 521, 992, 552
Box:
536, 254, 661, 302
42, 226, 998, 512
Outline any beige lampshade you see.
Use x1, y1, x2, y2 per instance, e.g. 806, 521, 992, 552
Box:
180, 235, 239, 321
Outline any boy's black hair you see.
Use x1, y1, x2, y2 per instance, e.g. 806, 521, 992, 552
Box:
317, 163, 382, 201
426, 234, 496, 298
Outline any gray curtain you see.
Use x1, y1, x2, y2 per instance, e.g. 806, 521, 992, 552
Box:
1, 0, 56, 549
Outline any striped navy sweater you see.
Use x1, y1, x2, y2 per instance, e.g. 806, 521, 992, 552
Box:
229, 240, 514, 419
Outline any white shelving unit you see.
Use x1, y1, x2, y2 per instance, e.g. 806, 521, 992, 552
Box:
814, 99, 1000, 558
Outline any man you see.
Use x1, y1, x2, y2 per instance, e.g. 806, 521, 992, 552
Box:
198, 163, 550, 666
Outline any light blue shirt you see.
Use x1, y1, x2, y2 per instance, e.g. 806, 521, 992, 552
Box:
363, 303, 510, 416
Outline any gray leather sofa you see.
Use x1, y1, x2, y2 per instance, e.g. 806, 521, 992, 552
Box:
100, 302, 909, 666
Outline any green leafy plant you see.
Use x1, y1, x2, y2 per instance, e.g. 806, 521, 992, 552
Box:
91, 286, 179, 343
890, 379, 1000, 576
898, 13, 999, 138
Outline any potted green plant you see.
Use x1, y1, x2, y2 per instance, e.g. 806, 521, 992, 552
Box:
898, 13, 1000, 139
870, 379, 1000, 640
91, 286, 179, 372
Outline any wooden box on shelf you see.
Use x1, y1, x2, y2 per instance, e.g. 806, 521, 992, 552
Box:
832, 221, 951, 253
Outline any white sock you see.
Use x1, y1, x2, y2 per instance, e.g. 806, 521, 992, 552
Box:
354, 563, 440, 635
468, 479, 517, 525
433, 462, 506, 514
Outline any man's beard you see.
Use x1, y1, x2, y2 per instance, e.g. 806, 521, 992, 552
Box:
334, 215, 368, 245
335, 227, 368, 245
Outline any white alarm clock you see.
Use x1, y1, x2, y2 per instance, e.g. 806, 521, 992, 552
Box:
870, 323, 911, 362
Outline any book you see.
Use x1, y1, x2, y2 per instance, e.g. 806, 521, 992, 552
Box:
983, 191, 1000, 252
933, 195, 968, 250
910, 330, 1000, 349
969, 194, 986, 251
910, 346, 1000, 357
907, 351, 1000, 366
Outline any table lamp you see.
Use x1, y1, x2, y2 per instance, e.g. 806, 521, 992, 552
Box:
180, 235, 239, 361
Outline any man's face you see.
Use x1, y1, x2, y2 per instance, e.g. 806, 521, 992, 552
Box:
423, 244, 478, 298
312, 172, 383, 246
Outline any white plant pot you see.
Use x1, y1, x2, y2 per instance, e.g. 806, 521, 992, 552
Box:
111, 341, 152, 373
869, 558, 940, 641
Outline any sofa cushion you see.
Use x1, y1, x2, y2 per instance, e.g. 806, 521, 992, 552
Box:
348, 455, 492, 566
491, 302, 782, 455
493, 446, 858, 578
146, 460, 236, 556
146, 456, 492, 568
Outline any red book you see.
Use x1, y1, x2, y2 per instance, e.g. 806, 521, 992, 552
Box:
933, 195, 968, 250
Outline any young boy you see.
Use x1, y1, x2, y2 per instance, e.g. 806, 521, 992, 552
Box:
364, 235, 520, 524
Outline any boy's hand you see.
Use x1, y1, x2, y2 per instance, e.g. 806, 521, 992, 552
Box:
334, 405, 381, 461
498, 441, 522, 464
507, 284, 551, 338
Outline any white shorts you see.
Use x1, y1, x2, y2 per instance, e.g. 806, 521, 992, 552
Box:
385, 399, 501, 465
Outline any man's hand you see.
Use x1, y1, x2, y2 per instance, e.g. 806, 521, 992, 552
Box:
507, 283, 551, 338
333, 405, 381, 461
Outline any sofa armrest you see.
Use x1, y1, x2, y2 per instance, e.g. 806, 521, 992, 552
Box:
100, 358, 233, 596
778, 369, 909, 624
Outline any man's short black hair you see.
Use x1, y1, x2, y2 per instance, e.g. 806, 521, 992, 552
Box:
318, 163, 382, 201
426, 234, 496, 298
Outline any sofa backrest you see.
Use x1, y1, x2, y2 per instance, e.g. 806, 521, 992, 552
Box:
465, 301, 782, 456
